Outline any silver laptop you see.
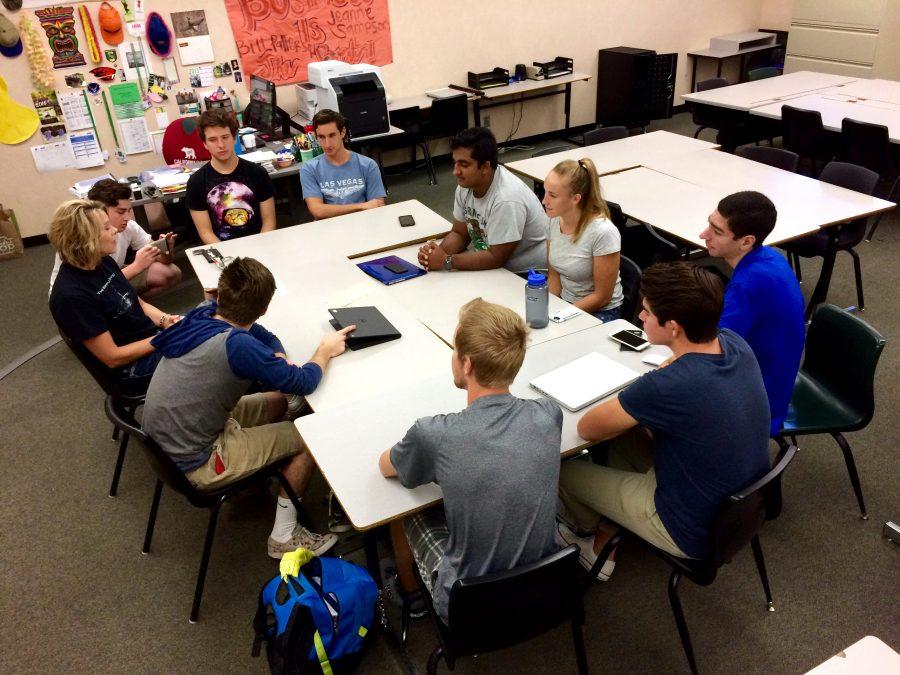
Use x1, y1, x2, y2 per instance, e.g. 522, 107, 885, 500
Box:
529, 352, 640, 412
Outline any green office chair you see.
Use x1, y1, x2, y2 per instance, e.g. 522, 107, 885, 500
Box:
778, 305, 887, 519
748, 66, 781, 81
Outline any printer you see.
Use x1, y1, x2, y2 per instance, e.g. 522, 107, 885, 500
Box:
295, 60, 390, 137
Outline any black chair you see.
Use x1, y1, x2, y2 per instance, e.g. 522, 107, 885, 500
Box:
692, 78, 729, 139
736, 145, 800, 172
421, 94, 468, 141
781, 105, 834, 176
411, 544, 588, 674
587, 444, 798, 674
618, 254, 643, 325
839, 118, 900, 241
777, 305, 886, 519
530, 145, 574, 199
607, 200, 683, 269
748, 66, 780, 81
58, 329, 145, 497
780, 161, 879, 317
372, 105, 436, 185
104, 397, 305, 622
584, 126, 629, 146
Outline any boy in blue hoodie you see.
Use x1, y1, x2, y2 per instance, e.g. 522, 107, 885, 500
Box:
143, 257, 354, 558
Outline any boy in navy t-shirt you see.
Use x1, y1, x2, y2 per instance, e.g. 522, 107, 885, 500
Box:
557, 263, 771, 577
700, 190, 805, 435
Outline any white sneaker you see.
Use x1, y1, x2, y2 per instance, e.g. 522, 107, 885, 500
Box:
556, 522, 616, 581
268, 524, 338, 559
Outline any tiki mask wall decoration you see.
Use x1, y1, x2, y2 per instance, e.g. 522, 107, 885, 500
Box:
34, 6, 86, 69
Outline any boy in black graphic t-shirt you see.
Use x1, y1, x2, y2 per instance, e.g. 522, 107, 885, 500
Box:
186, 109, 276, 244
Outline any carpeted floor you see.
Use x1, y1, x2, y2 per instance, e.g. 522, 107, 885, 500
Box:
0, 113, 897, 673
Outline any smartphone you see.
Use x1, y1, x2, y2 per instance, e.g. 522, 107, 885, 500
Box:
609, 329, 651, 351
148, 237, 169, 255
550, 307, 581, 323
399, 215, 415, 227
384, 262, 407, 274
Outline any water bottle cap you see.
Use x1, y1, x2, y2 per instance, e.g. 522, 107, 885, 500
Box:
527, 268, 546, 286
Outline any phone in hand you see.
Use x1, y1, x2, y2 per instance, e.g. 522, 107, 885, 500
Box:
148, 238, 169, 255
609, 329, 651, 351
399, 215, 415, 227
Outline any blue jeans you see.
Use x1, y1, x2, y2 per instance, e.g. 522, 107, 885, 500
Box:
593, 305, 622, 323
119, 350, 162, 396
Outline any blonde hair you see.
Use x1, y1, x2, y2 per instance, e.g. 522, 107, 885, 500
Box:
454, 298, 527, 388
549, 157, 610, 243
48, 200, 106, 269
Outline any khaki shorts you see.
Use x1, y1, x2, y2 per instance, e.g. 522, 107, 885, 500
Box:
186, 393, 301, 490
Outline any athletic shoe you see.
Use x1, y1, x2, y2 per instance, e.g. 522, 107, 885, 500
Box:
267, 524, 338, 559
327, 491, 353, 533
555, 522, 616, 581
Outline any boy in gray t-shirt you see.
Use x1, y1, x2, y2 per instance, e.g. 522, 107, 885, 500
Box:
379, 299, 562, 622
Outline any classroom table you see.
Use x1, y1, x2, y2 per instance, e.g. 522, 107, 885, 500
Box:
750, 93, 900, 143
825, 78, 900, 105
503, 130, 718, 183
353, 244, 603, 348
458, 71, 592, 129
687, 42, 782, 91
295, 319, 671, 531
681, 71, 858, 111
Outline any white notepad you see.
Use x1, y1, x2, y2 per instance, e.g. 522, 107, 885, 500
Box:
529, 352, 640, 412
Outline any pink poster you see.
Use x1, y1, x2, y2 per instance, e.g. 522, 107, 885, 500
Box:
224, 0, 393, 85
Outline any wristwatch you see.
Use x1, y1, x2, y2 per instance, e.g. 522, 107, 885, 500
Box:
444, 254, 453, 272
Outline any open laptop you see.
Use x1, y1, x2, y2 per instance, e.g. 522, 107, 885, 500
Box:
529, 352, 640, 412
328, 306, 401, 351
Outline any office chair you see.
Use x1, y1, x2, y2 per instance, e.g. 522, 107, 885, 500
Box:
586, 444, 797, 675
780, 105, 834, 176
777, 305, 886, 519
838, 118, 899, 241
104, 397, 307, 623
691, 78, 729, 139
736, 145, 799, 172
584, 126, 629, 146
58, 329, 145, 497
748, 66, 780, 81
780, 161, 879, 316
416, 94, 468, 186
371, 106, 436, 185
607, 200, 683, 269
408, 544, 588, 674
618, 254, 643, 325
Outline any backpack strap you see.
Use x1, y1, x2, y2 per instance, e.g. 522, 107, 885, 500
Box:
312, 630, 333, 675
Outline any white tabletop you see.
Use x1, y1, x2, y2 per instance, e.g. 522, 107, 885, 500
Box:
824, 78, 900, 105
749, 93, 900, 143
354, 244, 602, 348
806, 636, 900, 674
296, 319, 669, 530
682, 71, 858, 111
504, 130, 719, 182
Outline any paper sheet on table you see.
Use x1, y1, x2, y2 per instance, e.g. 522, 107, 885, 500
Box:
327, 283, 377, 308
119, 117, 153, 154
31, 141, 76, 172
69, 130, 105, 168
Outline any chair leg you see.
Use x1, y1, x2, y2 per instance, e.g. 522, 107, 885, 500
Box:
190, 500, 224, 623
667, 571, 699, 675
848, 249, 864, 310
806, 241, 838, 320
142, 479, 164, 554
109, 430, 130, 497
426, 645, 444, 675
582, 531, 624, 594
400, 594, 411, 647
693, 126, 706, 139
750, 535, 775, 611
422, 140, 436, 185
112, 424, 120, 441
831, 432, 868, 519
571, 616, 590, 675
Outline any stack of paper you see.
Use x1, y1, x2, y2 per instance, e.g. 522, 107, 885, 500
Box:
141, 166, 194, 193
241, 149, 277, 173
69, 173, 115, 198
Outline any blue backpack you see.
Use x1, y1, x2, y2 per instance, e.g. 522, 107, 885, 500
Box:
253, 549, 378, 674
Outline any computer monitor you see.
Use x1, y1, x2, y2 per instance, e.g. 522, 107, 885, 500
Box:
245, 74, 276, 133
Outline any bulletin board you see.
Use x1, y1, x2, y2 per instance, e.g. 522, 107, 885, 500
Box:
223, 0, 393, 85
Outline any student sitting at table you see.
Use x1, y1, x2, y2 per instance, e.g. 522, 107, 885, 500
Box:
48, 200, 180, 395
543, 158, 623, 322
378, 298, 562, 621
418, 127, 548, 274
557, 263, 770, 578
699, 190, 805, 435
186, 108, 277, 244
49, 179, 181, 299
143, 257, 354, 558
300, 109, 386, 220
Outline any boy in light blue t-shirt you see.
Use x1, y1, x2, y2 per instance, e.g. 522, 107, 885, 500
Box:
300, 109, 386, 220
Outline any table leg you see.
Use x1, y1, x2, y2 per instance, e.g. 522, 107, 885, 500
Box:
739, 54, 747, 82
564, 83, 572, 129
473, 99, 481, 127
691, 57, 698, 92
806, 229, 839, 320
717, 60, 723, 78
364, 529, 382, 588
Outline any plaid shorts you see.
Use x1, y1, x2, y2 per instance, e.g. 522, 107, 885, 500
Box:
404, 506, 449, 593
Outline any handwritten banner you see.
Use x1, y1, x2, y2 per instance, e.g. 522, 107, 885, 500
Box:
224, 0, 393, 86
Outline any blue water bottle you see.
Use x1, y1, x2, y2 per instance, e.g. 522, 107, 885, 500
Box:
525, 268, 549, 328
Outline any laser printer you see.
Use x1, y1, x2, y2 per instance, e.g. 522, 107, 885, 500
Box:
295, 60, 390, 137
